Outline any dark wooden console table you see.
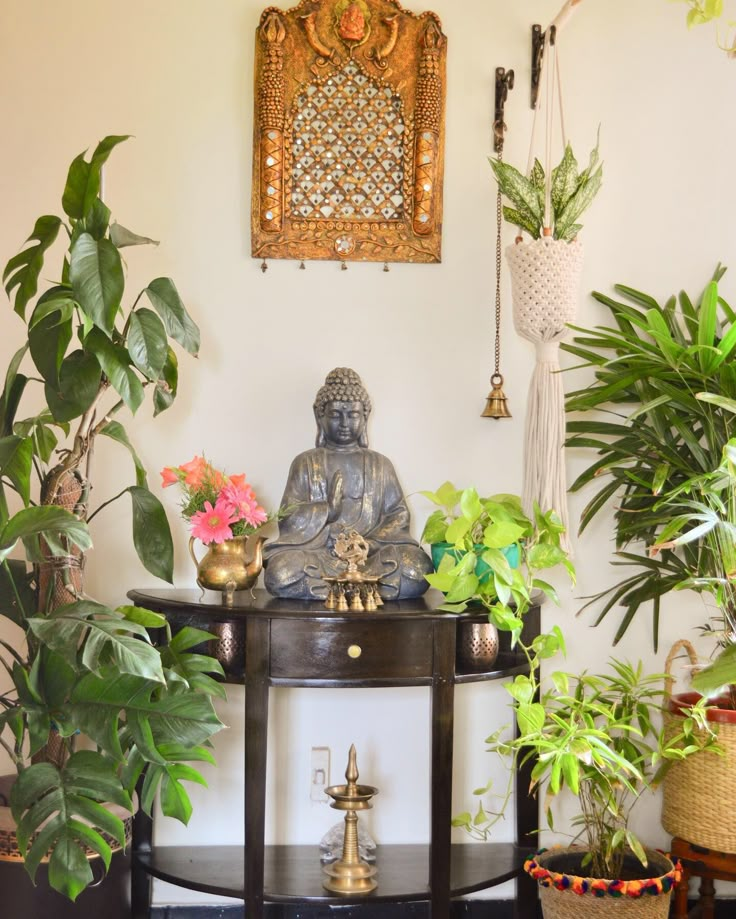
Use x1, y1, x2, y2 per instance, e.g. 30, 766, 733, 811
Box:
127, 588, 539, 918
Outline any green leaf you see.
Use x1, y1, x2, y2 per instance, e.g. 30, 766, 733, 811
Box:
0, 345, 29, 436
118, 604, 167, 629
145, 278, 200, 356
517, 702, 546, 736
153, 347, 178, 417
0, 558, 35, 625
45, 350, 102, 423
0, 435, 33, 506
483, 519, 526, 549
550, 143, 578, 217
698, 281, 718, 354
85, 329, 144, 413
99, 420, 147, 487
68, 671, 223, 764
460, 487, 483, 522
28, 599, 165, 683
0, 506, 91, 560
127, 308, 168, 380
80, 198, 112, 240
445, 516, 471, 545
489, 158, 543, 234
13, 411, 66, 464
62, 153, 95, 220
11, 751, 130, 899
502, 206, 541, 239
3, 216, 62, 318
128, 486, 174, 583
69, 234, 124, 335
29, 309, 73, 387
109, 222, 159, 248
421, 509, 447, 545
555, 166, 602, 240
62, 136, 130, 220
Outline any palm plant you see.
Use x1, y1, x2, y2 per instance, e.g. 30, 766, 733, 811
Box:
564, 269, 736, 649
651, 433, 736, 699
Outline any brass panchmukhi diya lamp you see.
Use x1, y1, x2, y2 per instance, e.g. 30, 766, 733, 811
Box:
322, 745, 379, 895
323, 529, 383, 612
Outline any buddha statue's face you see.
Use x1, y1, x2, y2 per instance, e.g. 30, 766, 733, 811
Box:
319, 400, 367, 448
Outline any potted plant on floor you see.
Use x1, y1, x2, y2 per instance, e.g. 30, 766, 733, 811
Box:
0, 136, 224, 913
564, 270, 736, 852
455, 656, 717, 917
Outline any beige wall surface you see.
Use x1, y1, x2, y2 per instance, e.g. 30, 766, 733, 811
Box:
1, 0, 735, 906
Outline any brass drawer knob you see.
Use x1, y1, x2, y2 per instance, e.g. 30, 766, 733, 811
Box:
347, 644, 362, 659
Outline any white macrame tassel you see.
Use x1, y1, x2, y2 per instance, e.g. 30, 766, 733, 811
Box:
522, 342, 570, 549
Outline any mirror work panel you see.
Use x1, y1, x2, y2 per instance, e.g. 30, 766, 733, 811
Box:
251, 0, 447, 264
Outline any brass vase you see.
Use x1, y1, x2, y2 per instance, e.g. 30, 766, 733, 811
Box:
188, 533, 266, 606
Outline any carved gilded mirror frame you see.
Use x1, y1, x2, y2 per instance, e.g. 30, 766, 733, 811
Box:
251, 0, 447, 264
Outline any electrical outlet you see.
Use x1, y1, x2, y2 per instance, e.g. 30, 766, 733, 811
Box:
310, 746, 330, 802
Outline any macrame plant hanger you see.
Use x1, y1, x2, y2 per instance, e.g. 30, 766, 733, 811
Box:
482, 68, 514, 420
506, 11, 585, 547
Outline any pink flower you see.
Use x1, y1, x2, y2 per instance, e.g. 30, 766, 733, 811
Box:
190, 499, 236, 544
242, 503, 268, 528
180, 456, 209, 489
160, 466, 179, 487
221, 479, 257, 520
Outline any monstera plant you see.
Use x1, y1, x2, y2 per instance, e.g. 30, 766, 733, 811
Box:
0, 136, 224, 902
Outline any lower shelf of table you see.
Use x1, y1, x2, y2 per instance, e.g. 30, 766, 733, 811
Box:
135, 843, 531, 902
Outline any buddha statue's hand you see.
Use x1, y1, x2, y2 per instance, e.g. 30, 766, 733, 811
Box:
326, 470, 344, 523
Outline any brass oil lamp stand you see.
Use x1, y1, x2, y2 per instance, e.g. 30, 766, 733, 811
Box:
322, 745, 378, 895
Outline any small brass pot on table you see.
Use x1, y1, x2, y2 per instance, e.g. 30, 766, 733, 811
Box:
189, 534, 266, 606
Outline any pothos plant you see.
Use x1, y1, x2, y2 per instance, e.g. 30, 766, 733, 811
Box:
669, 0, 736, 57
489, 136, 602, 241
0, 136, 224, 901
422, 484, 575, 644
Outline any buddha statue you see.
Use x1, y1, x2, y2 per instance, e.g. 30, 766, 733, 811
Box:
264, 368, 432, 600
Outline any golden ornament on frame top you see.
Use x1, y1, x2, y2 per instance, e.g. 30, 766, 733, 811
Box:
188, 534, 266, 607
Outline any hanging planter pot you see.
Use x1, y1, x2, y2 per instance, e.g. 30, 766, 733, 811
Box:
661, 639, 736, 852
525, 846, 680, 919
506, 236, 584, 537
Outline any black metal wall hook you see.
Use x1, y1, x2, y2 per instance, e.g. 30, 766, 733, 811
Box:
531, 22, 556, 109
493, 67, 515, 153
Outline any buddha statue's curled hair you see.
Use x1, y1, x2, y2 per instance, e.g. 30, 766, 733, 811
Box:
314, 367, 372, 416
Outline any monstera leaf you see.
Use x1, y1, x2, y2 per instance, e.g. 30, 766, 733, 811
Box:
27, 601, 165, 683
67, 670, 223, 765
11, 751, 131, 901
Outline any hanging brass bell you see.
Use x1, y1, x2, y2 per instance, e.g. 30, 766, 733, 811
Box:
481, 373, 511, 419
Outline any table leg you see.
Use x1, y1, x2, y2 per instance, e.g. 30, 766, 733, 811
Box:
429, 618, 456, 919
673, 865, 690, 919
699, 876, 716, 919
245, 617, 270, 919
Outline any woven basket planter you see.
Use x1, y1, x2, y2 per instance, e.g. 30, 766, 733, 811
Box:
525, 847, 679, 919
661, 639, 736, 852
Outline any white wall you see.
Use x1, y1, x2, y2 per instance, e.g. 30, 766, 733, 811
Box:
1, 0, 735, 906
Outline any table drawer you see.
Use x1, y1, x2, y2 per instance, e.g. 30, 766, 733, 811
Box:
269, 619, 433, 681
